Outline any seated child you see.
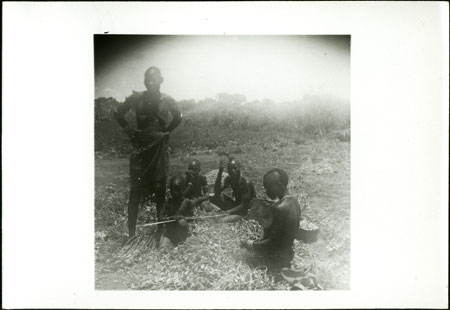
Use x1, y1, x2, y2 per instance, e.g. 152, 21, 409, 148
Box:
158, 174, 194, 248
183, 159, 219, 212
210, 157, 256, 223
240, 168, 301, 270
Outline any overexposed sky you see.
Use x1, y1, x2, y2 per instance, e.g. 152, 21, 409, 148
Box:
95, 35, 350, 102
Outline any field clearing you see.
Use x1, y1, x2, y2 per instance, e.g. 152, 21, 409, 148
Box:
95, 138, 350, 290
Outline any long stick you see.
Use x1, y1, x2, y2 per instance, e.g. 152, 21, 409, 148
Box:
136, 214, 225, 228
188, 214, 226, 220
137, 219, 176, 227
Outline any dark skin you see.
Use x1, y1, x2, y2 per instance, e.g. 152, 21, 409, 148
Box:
183, 160, 210, 205
114, 67, 182, 238
240, 170, 301, 267
214, 159, 254, 215
158, 176, 192, 246
160, 177, 192, 221
115, 68, 182, 135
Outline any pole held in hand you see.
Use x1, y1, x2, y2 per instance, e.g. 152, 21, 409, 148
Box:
136, 214, 225, 228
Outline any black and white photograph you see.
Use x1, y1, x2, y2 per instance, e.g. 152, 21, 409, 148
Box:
3, 2, 448, 309
94, 35, 350, 290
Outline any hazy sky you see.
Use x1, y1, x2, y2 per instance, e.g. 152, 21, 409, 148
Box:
95, 35, 350, 102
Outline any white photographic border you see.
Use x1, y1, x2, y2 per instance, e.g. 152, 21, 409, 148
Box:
2, 2, 448, 309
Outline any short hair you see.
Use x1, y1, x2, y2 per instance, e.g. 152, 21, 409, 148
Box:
263, 168, 289, 187
188, 159, 201, 170
170, 173, 186, 187
227, 157, 241, 169
145, 66, 162, 78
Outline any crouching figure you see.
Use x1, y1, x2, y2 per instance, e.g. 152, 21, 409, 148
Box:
240, 168, 301, 271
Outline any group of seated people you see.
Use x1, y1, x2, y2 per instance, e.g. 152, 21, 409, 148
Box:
156, 157, 301, 270
112, 66, 302, 271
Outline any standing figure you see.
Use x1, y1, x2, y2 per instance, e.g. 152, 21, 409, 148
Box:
114, 66, 182, 238
240, 168, 301, 270
211, 157, 256, 222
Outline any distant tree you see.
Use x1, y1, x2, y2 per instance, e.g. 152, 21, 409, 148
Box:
95, 97, 120, 121
216, 93, 247, 107
197, 97, 217, 111
261, 98, 275, 106
178, 99, 197, 113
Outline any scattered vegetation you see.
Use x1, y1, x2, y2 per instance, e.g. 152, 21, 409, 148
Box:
95, 93, 350, 156
95, 93, 350, 290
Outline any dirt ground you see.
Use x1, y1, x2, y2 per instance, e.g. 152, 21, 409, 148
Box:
95, 138, 350, 290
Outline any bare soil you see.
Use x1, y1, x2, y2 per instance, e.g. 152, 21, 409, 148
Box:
95, 138, 350, 290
